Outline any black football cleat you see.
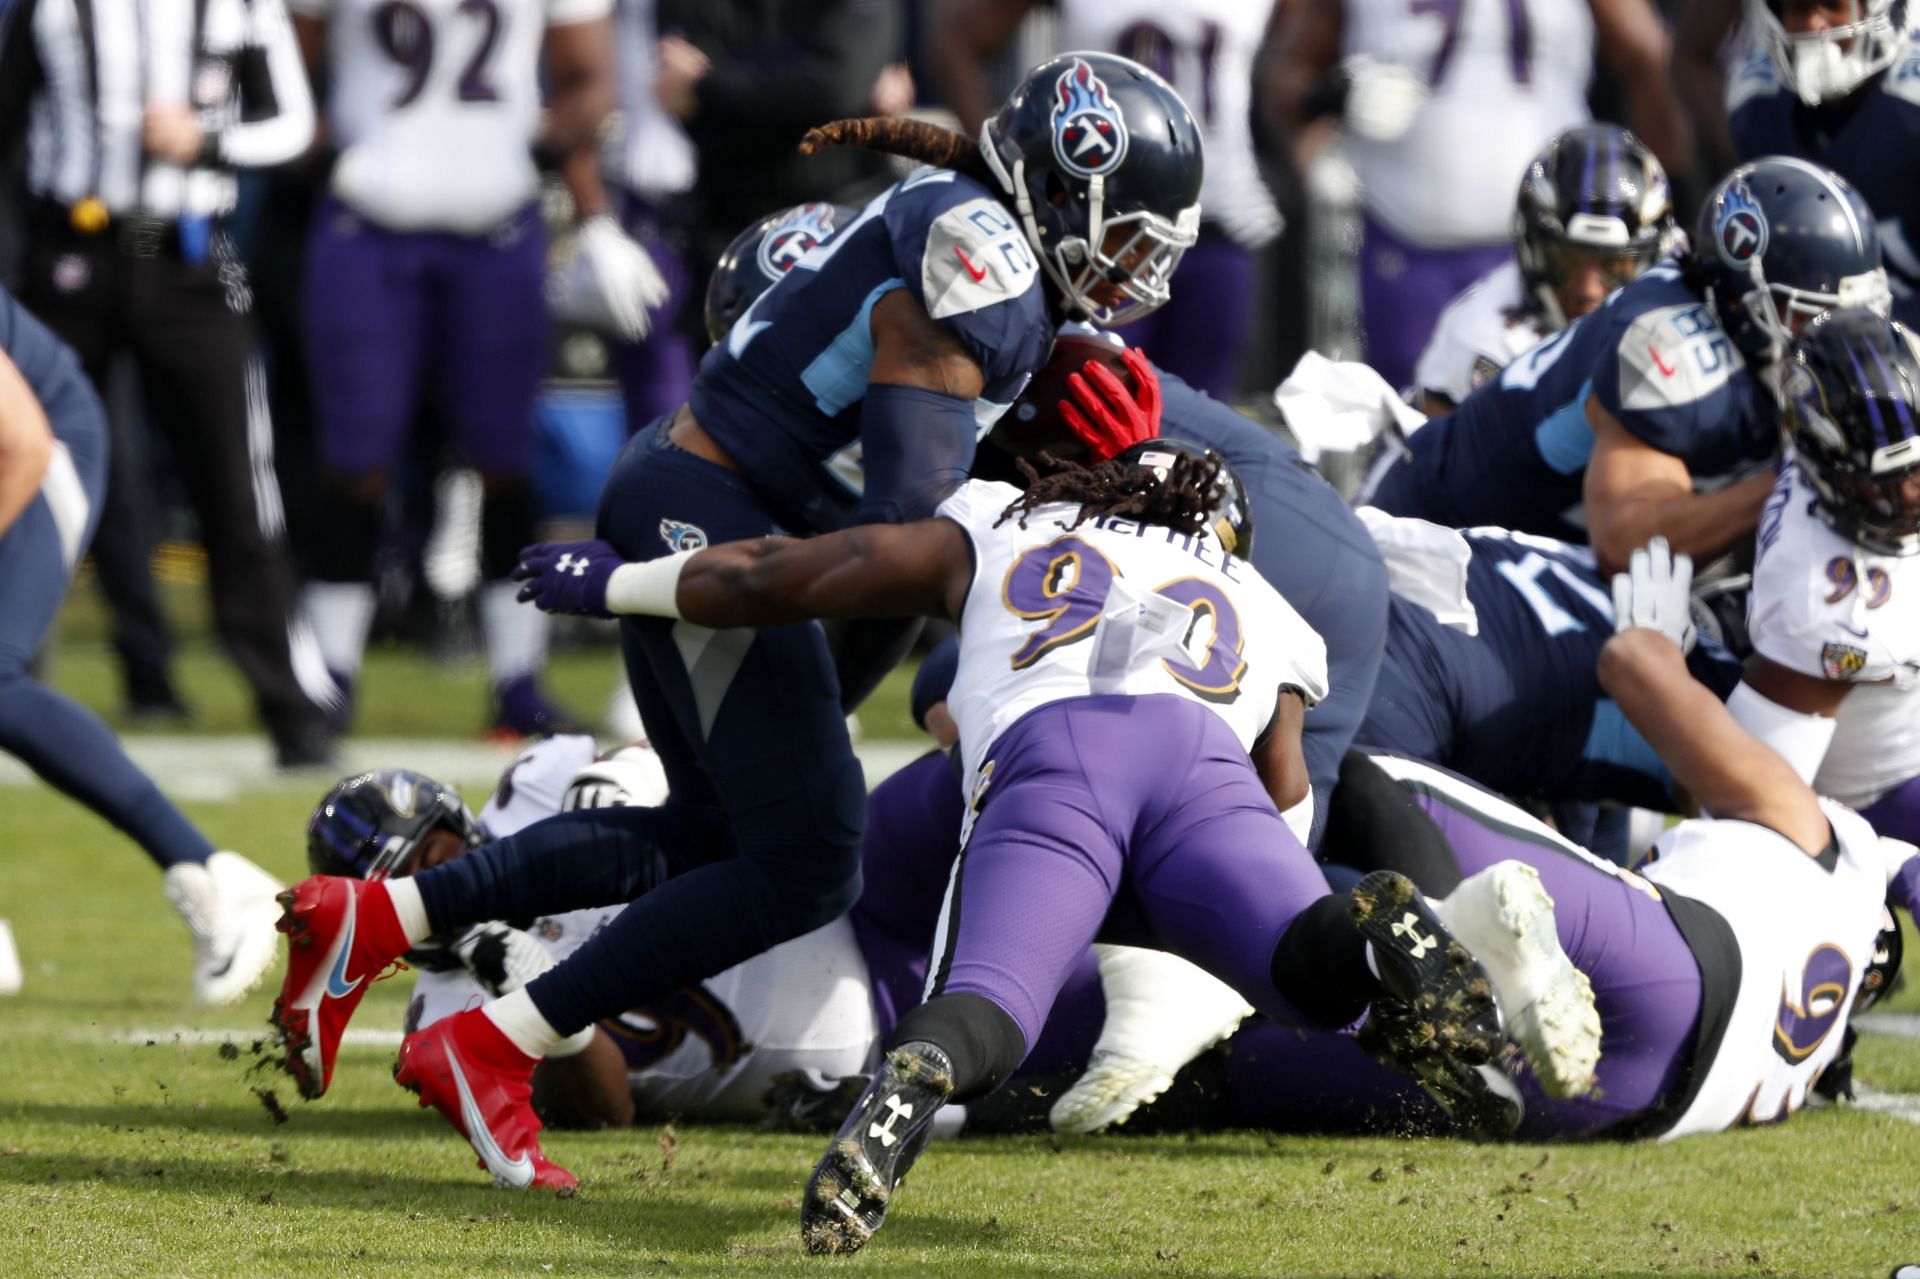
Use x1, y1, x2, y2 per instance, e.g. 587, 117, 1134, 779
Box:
1350, 870, 1513, 1137
801, 1042, 953, 1255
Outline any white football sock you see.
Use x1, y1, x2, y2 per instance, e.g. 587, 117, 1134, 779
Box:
483, 987, 565, 1059
478, 581, 549, 686
383, 877, 433, 946
302, 582, 376, 677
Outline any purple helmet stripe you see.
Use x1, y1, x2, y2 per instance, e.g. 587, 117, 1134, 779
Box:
1843, 339, 1891, 449
1862, 334, 1919, 440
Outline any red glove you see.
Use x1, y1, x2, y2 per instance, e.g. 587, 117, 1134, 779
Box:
1059, 346, 1163, 461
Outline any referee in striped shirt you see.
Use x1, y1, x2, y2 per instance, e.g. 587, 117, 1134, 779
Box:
0, 0, 340, 767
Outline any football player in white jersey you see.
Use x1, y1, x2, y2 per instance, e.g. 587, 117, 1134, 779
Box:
522, 442, 1600, 1251
1262, 0, 1689, 392
288, 0, 658, 736
1412, 124, 1676, 415
1734, 309, 1920, 843
929, 0, 1286, 397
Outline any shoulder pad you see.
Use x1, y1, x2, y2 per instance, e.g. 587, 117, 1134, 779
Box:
919, 197, 1040, 321
1726, 51, 1783, 115
1883, 40, 1920, 107
1614, 301, 1745, 416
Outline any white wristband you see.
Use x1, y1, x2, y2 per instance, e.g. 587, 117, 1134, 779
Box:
605, 552, 695, 617
1725, 680, 1839, 785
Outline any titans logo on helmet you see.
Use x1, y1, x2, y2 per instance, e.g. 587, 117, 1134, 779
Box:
659, 519, 709, 552
1716, 177, 1770, 266
1051, 58, 1130, 180
756, 203, 842, 278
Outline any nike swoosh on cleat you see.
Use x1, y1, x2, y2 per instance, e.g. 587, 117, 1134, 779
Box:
448, 1047, 535, 1188
323, 895, 362, 1000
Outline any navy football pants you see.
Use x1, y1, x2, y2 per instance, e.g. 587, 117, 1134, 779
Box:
414, 423, 867, 1033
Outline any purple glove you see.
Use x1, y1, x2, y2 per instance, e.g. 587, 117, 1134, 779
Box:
512, 539, 625, 618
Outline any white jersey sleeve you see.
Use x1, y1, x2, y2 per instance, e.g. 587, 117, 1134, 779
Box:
1750, 462, 1920, 807
937, 479, 1328, 795
1640, 802, 1889, 1138
1412, 261, 1551, 406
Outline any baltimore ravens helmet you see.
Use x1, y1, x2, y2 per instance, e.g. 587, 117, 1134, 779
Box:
703, 202, 858, 344
1514, 124, 1675, 329
1778, 307, 1920, 555
980, 53, 1203, 326
307, 769, 483, 881
1115, 438, 1253, 560
1752, 0, 1910, 104
1692, 157, 1889, 365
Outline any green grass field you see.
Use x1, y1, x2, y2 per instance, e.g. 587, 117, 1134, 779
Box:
5, 608, 1920, 1276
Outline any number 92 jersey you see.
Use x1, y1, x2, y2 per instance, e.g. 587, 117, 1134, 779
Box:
692, 168, 1054, 536
937, 479, 1329, 796
1388, 264, 1778, 539
1751, 460, 1920, 808
293, 0, 611, 233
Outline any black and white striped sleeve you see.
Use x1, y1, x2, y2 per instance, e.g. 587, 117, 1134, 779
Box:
209, 0, 313, 168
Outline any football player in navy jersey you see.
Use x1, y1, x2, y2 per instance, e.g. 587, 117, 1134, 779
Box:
0, 287, 285, 1006
1727, 0, 1920, 325
266, 53, 1205, 1187
1369, 157, 1889, 572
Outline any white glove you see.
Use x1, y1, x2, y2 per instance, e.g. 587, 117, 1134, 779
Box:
548, 215, 670, 342
562, 743, 669, 811
1342, 55, 1429, 143
452, 921, 557, 997
1611, 536, 1697, 653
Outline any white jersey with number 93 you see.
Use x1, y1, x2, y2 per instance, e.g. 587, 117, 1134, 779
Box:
293, 0, 609, 232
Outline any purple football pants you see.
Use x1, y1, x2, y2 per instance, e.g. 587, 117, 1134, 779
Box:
925, 695, 1337, 1057
1862, 774, 1920, 846
1359, 214, 1511, 394
1122, 231, 1258, 400
303, 196, 549, 477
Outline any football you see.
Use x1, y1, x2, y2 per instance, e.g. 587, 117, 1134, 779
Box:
989, 331, 1139, 462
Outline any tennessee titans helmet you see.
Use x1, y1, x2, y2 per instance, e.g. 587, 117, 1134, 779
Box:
703, 202, 858, 344
1692, 157, 1889, 365
1115, 438, 1253, 559
307, 770, 483, 881
1778, 307, 1920, 554
1514, 124, 1675, 329
1752, 0, 1910, 104
980, 52, 1203, 326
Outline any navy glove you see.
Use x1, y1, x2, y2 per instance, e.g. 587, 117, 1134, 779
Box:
512, 539, 626, 618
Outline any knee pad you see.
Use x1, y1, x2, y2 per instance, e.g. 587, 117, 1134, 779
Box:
481, 479, 537, 581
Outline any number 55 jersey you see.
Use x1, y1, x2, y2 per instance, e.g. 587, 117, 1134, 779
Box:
937, 479, 1329, 797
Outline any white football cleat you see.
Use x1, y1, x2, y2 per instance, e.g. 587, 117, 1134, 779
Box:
1048, 945, 1254, 1134
164, 852, 285, 1007
1433, 861, 1602, 1099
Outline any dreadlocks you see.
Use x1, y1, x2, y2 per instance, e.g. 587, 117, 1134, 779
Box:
994, 452, 1226, 541
799, 118, 997, 188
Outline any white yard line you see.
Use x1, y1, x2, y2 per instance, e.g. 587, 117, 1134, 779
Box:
1851, 1084, 1920, 1126
1857, 1011, 1920, 1041
0, 736, 932, 801
102, 1026, 405, 1048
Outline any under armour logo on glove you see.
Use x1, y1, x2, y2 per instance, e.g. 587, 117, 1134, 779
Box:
512, 539, 626, 618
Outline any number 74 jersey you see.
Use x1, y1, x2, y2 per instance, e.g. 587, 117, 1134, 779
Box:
937, 480, 1329, 793
292, 0, 611, 232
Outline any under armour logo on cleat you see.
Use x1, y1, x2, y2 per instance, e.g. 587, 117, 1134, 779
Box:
554, 554, 591, 577
869, 1094, 913, 1148
1391, 912, 1438, 959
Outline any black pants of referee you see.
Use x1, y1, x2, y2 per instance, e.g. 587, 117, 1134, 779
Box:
20, 207, 332, 764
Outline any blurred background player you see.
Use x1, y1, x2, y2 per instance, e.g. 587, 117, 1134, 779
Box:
289, 0, 657, 735
1262, 0, 1691, 392
0, 285, 283, 1005
1725, 0, 1920, 324
0, 0, 338, 765
1411, 123, 1676, 416
1368, 158, 1886, 570
929, 0, 1287, 398
1733, 308, 1920, 841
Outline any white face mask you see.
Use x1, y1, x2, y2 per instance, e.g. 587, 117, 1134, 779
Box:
1766, 0, 1906, 105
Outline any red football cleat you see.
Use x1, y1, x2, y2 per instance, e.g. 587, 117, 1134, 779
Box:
269, 875, 408, 1100
393, 1008, 577, 1194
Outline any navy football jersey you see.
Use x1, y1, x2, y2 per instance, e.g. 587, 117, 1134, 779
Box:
691, 167, 1054, 535
1361, 526, 1742, 806
1377, 264, 1779, 540
1, 285, 99, 447
1729, 41, 1920, 325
